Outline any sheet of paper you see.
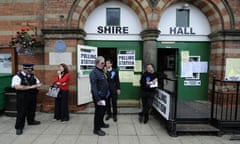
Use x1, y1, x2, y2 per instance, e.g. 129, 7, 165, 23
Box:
181, 51, 189, 62
134, 60, 142, 72
181, 62, 193, 77
225, 58, 240, 80
132, 74, 141, 86
192, 62, 208, 73
119, 71, 133, 82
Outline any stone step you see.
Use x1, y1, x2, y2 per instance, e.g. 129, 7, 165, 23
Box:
176, 124, 221, 135
88, 100, 140, 107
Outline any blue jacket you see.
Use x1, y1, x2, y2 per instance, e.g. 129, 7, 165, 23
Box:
89, 67, 109, 102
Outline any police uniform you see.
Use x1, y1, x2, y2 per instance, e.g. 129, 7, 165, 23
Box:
11, 64, 41, 135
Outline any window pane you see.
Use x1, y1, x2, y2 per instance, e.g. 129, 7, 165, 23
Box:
176, 9, 189, 27
106, 8, 120, 26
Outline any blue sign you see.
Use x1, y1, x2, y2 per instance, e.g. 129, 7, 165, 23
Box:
54, 40, 66, 52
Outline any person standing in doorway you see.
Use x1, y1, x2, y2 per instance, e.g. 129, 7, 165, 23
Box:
105, 59, 120, 122
139, 63, 158, 124
90, 56, 110, 136
53, 63, 70, 123
11, 64, 42, 135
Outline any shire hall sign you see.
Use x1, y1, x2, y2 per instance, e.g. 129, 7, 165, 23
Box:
169, 27, 196, 35
97, 26, 129, 34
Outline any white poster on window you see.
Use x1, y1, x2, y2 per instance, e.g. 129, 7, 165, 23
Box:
0, 53, 12, 73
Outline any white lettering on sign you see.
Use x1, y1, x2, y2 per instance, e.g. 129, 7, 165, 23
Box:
97, 26, 129, 34
169, 27, 196, 35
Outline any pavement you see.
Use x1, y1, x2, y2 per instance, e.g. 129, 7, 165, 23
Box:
0, 108, 239, 144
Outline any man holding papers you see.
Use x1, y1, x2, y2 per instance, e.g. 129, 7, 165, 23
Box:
139, 63, 158, 124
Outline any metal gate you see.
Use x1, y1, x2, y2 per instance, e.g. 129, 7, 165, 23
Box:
210, 77, 240, 132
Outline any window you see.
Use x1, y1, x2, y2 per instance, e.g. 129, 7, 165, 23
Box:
0, 48, 17, 74
176, 9, 189, 27
106, 8, 120, 26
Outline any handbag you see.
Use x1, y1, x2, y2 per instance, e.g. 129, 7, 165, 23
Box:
46, 86, 60, 98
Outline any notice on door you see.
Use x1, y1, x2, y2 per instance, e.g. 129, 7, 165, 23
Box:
79, 46, 97, 66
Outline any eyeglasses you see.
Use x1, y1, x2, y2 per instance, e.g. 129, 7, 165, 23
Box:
100, 62, 105, 65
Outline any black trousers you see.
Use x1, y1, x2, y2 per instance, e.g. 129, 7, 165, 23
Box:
94, 101, 106, 131
106, 93, 117, 116
15, 92, 37, 129
54, 90, 69, 121
140, 89, 156, 119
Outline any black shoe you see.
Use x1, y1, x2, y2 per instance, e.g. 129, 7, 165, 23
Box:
143, 117, 149, 124
113, 115, 117, 122
101, 123, 109, 128
16, 129, 23, 135
28, 120, 41, 125
105, 115, 111, 121
93, 129, 106, 136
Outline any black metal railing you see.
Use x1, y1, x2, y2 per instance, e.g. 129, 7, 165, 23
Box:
211, 78, 240, 130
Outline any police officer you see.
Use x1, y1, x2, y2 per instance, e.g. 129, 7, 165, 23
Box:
139, 63, 158, 124
89, 56, 109, 136
105, 59, 120, 122
11, 64, 42, 135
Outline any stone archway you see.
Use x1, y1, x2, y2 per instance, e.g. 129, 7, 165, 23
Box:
67, 0, 150, 30
155, 0, 234, 32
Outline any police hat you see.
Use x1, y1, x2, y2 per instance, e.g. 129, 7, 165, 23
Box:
22, 64, 34, 71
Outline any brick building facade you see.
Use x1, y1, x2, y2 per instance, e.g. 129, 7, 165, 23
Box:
0, 0, 240, 112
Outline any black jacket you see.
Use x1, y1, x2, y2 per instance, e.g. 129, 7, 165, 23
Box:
140, 71, 158, 92
107, 68, 120, 95
89, 67, 109, 102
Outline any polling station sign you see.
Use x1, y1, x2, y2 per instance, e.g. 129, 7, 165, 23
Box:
78, 45, 97, 66
118, 54, 135, 67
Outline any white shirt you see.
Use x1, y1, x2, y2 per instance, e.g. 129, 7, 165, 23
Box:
11, 71, 40, 88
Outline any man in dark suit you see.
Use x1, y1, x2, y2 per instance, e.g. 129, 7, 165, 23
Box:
105, 59, 120, 122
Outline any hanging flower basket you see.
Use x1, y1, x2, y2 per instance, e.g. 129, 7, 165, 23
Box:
9, 27, 42, 55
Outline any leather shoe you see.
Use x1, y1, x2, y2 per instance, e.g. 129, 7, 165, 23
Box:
16, 129, 23, 135
28, 120, 41, 125
101, 123, 109, 128
105, 115, 111, 120
143, 117, 149, 124
93, 129, 106, 136
113, 115, 117, 122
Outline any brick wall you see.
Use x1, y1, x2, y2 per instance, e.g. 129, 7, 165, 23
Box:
0, 0, 240, 112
